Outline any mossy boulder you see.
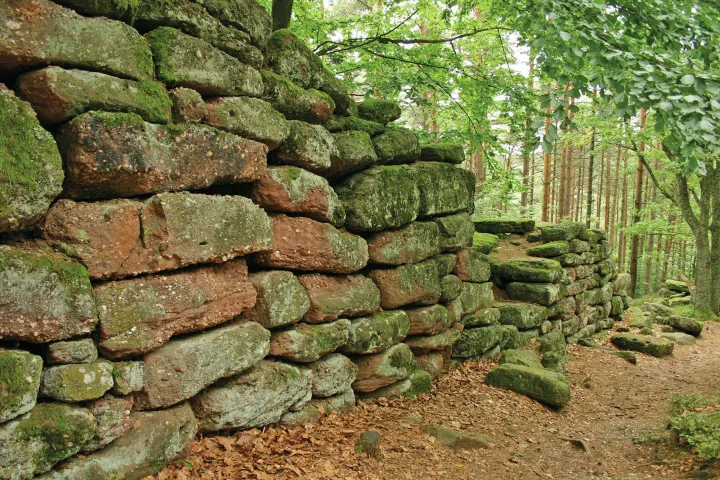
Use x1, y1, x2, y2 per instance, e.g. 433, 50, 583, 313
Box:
280, 388, 356, 425
540, 222, 589, 242
270, 320, 350, 363
453, 247, 492, 283
473, 218, 535, 234
243, 271, 311, 329
405, 328, 461, 354
666, 279, 690, 294
496, 302, 549, 329
433, 213, 476, 250
193, 0, 272, 47
373, 128, 421, 165
610, 334, 674, 357
540, 330, 566, 373
0, 85, 64, 233
500, 349, 543, 369
261, 71, 335, 124
499, 325, 520, 350
369, 260, 442, 309
485, 364, 570, 408
52, 0, 140, 20
406, 304, 451, 335
357, 99, 401, 125
414, 352, 445, 379
275, 119, 337, 173
353, 343, 416, 392
408, 162, 476, 218
299, 274, 380, 323
360, 369, 432, 399
419, 143, 465, 164
0, 349, 43, 424
324, 114, 385, 136
0, 403, 95, 479
452, 324, 503, 358
462, 307, 501, 327
527, 241, 569, 258
440, 274, 464, 302
327, 130, 378, 177
307, 353, 358, 398
342, 311, 410, 354
610, 296, 625, 317
506, 282, 561, 306
40, 362, 114, 402
424, 424, 492, 449
47, 339, 97, 365
111, 361, 145, 396
498, 258, 563, 283
367, 221, 440, 265
458, 282, 494, 315
556, 253, 583, 267
435, 253, 458, 276
169, 87, 207, 123
472, 232, 500, 254
662, 332, 697, 345
205, 96, 290, 149
568, 239, 591, 254
82, 394, 132, 453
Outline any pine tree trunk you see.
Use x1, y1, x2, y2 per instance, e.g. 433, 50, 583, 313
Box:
619, 150, 630, 270
629, 109, 647, 296
596, 150, 605, 229
585, 129, 596, 228
541, 109, 552, 222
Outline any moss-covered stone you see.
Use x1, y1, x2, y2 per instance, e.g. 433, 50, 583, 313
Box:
405, 328, 461, 354
357, 99, 401, 125
280, 388, 356, 425
307, 353, 357, 398
424, 424, 492, 449
0, 403, 95, 479
472, 232, 500, 253
0, 349, 42, 424
360, 369, 432, 399
299, 274, 380, 323
342, 311, 410, 354
111, 361, 145, 396
168, 87, 207, 123
500, 349, 543, 369
499, 324, 520, 350
473, 218, 535, 234
665, 279, 690, 294
242, 271, 310, 329
367, 221, 440, 265
369, 259, 442, 309
419, 143, 465, 164
506, 282, 561, 306
0, 244, 97, 343
540, 330, 566, 373
53, 0, 140, 20
435, 253, 458, 276
352, 343, 416, 392
40, 362, 114, 402
146, 27, 262, 96
440, 274, 464, 302
408, 162, 476, 218
431, 213, 475, 251
458, 281, 494, 315
568, 238, 591, 254
47, 339, 97, 365
335, 165, 420, 232
452, 324, 503, 358
498, 258, 563, 283
82, 394, 133, 453
462, 307, 501, 327
540, 222, 589, 242
262, 71, 335, 124
274, 120, 337, 172
206, 96, 291, 149
496, 302, 549, 329
526, 241, 569, 258
327, 130, 378, 177
405, 304, 451, 336
610, 334, 674, 357
453, 247, 492, 283
191, 0, 271, 47
373, 128, 421, 165
0, 85, 64, 233
324, 114, 385, 136
414, 352, 445, 379
270, 320, 351, 362
485, 364, 570, 408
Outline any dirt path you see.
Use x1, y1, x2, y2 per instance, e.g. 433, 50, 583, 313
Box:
156, 319, 720, 480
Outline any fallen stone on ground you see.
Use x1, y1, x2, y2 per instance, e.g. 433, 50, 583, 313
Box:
424, 424, 493, 449
484, 364, 571, 408
610, 333, 674, 358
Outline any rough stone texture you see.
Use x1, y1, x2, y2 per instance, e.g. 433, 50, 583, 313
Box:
262, 71, 335, 124
335, 165, 421, 232
352, 343, 416, 392
308, 353, 358, 397
42, 193, 273, 280
269, 320, 351, 362
643, 302, 703, 336
474, 219, 535, 234
420, 144, 465, 164
236, 270, 309, 330
485, 364, 570, 408
424, 424, 493, 449
408, 162, 475, 218
610, 334, 674, 357
192, 0, 272, 47
435, 254, 458, 276
326, 130, 379, 178
0, 403, 95, 480
146, 27, 262, 96
274, 120, 338, 172
192, 360, 311, 432
137, 323, 270, 409
540, 330, 567, 373
0, 0, 153, 81
325, 115, 385, 136
414, 352, 444, 379
47, 339, 97, 365
666, 279, 690, 294
440, 274, 464, 302
496, 302, 549, 329
452, 324, 503, 358
432, 213, 475, 251
498, 258, 563, 283
452, 247, 492, 283
500, 349, 543, 369
548, 296, 577, 320
527, 241, 569, 258
462, 307, 501, 327
506, 282, 561, 306
111, 361, 145, 396
357, 99, 401, 125
40, 362, 114, 402
16, 67, 172, 125
541, 222, 589, 242
252, 214, 368, 273
169, 87, 207, 123
373, 128, 421, 165
472, 232, 500, 254
265, 29, 351, 114
82, 395, 133, 453
132, 0, 262, 67
367, 222, 440, 265
0, 244, 97, 343
0, 349, 42, 424
250, 167, 345, 225
96, 260, 257, 358
359, 369, 432, 399
299, 274, 381, 323
58, 111, 267, 200
662, 332, 697, 345
342, 311, 411, 354
404, 329, 461, 354
205, 96, 290, 150
0, 85, 64, 233
280, 388, 355, 425
458, 282, 494, 316
406, 304, 451, 336
37, 402, 197, 480
369, 260, 441, 309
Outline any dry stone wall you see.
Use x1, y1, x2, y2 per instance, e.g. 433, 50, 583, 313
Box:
0, 1, 478, 478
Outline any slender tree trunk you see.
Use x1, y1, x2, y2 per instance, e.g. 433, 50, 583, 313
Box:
541, 108, 552, 222
629, 109, 647, 296
596, 150, 605, 229
585, 130, 596, 228
604, 147, 612, 231
530, 152, 536, 207
661, 215, 675, 284
610, 144, 622, 244
272, 0, 294, 30
619, 152, 630, 270
558, 138, 568, 220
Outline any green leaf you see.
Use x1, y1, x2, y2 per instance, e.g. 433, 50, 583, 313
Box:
680, 74, 695, 85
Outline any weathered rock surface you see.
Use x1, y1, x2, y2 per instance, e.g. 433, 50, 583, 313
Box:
240, 270, 309, 329
498, 258, 563, 283
147, 27, 262, 96
194, 0, 272, 47
472, 232, 500, 254
0, 349, 42, 424
474, 219, 536, 235
169, 87, 207, 123
662, 332, 697, 345
308, 353, 358, 397
424, 424, 493, 449
47, 339, 97, 365
252, 214, 368, 273
96, 260, 257, 358
274, 120, 337, 172
610, 334, 674, 357
496, 302, 549, 330
326, 130, 379, 177
0, 85, 64, 233
457, 282, 494, 316
452, 247, 491, 283
42, 193, 273, 280
373, 128, 420, 165
82, 395, 133, 453
359, 369, 432, 399
541, 222, 588, 242
367, 222, 440, 265
419, 144, 465, 164
205, 96, 290, 149
369, 260, 441, 309
192, 360, 311, 432
262, 71, 335, 124
432, 213, 475, 250
406, 304, 451, 335
357, 99, 401, 125
408, 162, 475, 217
269, 320, 351, 362
485, 364, 570, 408
280, 388, 355, 425
0, 245, 97, 343
137, 323, 270, 409
342, 311, 411, 354
0, 0, 153, 81
40, 362, 114, 402
250, 166, 345, 225
299, 274, 381, 323
58, 112, 267, 199
643, 302, 703, 336
111, 361, 145, 396
352, 343, 416, 392
666, 279, 690, 294
527, 241, 569, 258
16, 67, 172, 125
414, 352, 445, 379
325, 115, 385, 136
452, 324, 503, 358
462, 307, 501, 327
405, 329, 461, 354
506, 282, 561, 306
500, 349, 543, 369
440, 274, 464, 302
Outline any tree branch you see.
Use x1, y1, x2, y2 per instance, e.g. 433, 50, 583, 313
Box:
377, 27, 511, 45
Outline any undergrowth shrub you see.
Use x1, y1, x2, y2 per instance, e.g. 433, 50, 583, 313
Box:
669, 393, 720, 460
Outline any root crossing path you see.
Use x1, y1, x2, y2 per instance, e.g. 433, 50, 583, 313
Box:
157, 321, 720, 480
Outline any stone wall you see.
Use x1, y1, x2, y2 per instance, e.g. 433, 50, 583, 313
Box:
0, 1, 478, 478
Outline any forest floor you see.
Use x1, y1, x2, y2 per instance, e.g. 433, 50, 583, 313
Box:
154, 313, 720, 480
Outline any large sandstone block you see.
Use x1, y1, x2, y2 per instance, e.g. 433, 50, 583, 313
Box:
373, 128, 420, 165
205, 97, 290, 150
420, 143, 465, 164
342, 310, 411, 354
46, 339, 97, 365
299, 274, 381, 323
137, 323, 270, 409
432, 213, 475, 251
40, 362, 114, 403
452, 324, 503, 358
82, 394, 133, 454
16, 67, 172, 125
0, 244, 97, 343
369, 260, 441, 309
269, 319, 351, 362
507, 282, 561, 306
405, 304, 451, 336
274, 120, 338, 172
458, 282, 494, 316
0, 85, 63, 233
326, 130, 379, 178
367, 222, 440, 265
485, 364, 570, 408
262, 71, 335, 124
407, 162, 475, 217
325, 115, 385, 137
352, 343, 416, 392
357, 99, 401, 125
335, 165, 421, 232
452, 247, 492, 283
0, 349, 42, 424
42, 193, 273, 280
241, 270, 310, 329
0, 0, 153, 81
96, 260, 257, 359
496, 302, 549, 329
404, 328, 461, 354
146, 27, 262, 96
192, 360, 311, 432
58, 111, 267, 199
37, 403, 197, 480
498, 258, 564, 283
307, 353, 358, 397
252, 215, 368, 273
359, 369, 432, 400
280, 388, 355, 425
192, 0, 272, 47
250, 166, 346, 225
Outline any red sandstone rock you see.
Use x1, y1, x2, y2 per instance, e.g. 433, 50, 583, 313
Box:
298, 274, 381, 323
369, 259, 441, 309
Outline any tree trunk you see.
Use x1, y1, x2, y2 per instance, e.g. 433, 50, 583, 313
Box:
610, 144, 622, 247
629, 109, 647, 296
272, 0, 294, 30
585, 129, 596, 227
541, 109, 552, 222
619, 148, 629, 270
596, 150, 605, 229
